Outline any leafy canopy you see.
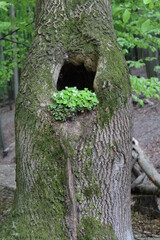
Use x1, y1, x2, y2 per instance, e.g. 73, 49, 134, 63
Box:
111, 0, 160, 53
111, 0, 160, 104
0, 0, 35, 99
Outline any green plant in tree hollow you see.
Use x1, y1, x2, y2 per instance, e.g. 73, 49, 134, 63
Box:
49, 87, 99, 121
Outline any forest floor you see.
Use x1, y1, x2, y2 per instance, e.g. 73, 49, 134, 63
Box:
0, 100, 160, 239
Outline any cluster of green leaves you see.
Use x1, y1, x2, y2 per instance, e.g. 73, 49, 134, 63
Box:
49, 87, 99, 121
111, 0, 160, 54
131, 76, 160, 105
127, 59, 145, 69
0, 1, 11, 11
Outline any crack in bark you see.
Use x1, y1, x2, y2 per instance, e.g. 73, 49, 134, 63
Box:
67, 157, 78, 240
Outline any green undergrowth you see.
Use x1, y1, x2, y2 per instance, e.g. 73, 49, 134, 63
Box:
130, 75, 160, 106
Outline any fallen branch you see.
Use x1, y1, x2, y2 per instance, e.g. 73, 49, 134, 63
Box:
132, 184, 160, 196
131, 173, 146, 189
132, 138, 160, 189
132, 144, 139, 169
132, 166, 141, 178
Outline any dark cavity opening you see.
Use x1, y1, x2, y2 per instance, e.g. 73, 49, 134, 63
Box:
57, 63, 95, 91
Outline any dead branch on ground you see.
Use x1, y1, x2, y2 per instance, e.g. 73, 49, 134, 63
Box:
131, 138, 160, 195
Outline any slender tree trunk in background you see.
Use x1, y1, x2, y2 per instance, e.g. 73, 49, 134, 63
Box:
155, 44, 160, 81
0, 1, 133, 239
28, 4, 35, 29
0, 33, 6, 105
144, 48, 158, 79
0, 112, 6, 152
11, 4, 19, 100
0, 33, 13, 110
138, 47, 159, 79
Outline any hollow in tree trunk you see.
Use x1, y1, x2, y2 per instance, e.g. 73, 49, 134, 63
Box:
0, 1, 133, 239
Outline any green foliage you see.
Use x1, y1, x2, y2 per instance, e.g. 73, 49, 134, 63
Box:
0, 22, 11, 31
154, 66, 160, 73
145, 57, 156, 62
49, 87, 99, 121
111, 0, 160, 53
130, 75, 160, 105
127, 60, 145, 69
0, 0, 35, 100
112, 0, 160, 105
122, 9, 131, 23
143, 0, 152, 4
0, 1, 11, 11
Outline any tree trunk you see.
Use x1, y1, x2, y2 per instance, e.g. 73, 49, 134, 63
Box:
0, 33, 13, 109
155, 44, 160, 81
11, 4, 19, 100
0, 112, 6, 152
0, 1, 133, 239
138, 47, 158, 79
0, 33, 6, 104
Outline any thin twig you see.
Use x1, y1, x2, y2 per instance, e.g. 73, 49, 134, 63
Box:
2, 38, 29, 47
0, 21, 34, 41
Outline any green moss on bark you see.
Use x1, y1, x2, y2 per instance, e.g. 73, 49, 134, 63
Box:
95, 43, 131, 127
0, 106, 73, 239
78, 216, 117, 240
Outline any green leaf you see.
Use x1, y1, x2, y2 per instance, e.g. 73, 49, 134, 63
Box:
143, 0, 152, 4
132, 95, 144, 106
141, 19, 151, 33
0, 21, 11, 31
112, 6, 124, 16
154, 66, 160, 72
0, 1, 10, 11
123, 9, 131, 23
127, 60, 145, 69
145, 57, 156, 61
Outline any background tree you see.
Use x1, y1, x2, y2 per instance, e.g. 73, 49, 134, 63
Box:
1, 1, 133, 239
0, 112, 6, 154
0, 0, 34, 154
0, 0, 34, 102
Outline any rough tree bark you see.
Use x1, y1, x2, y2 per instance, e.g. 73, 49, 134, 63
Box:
0, 1, 133, 239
